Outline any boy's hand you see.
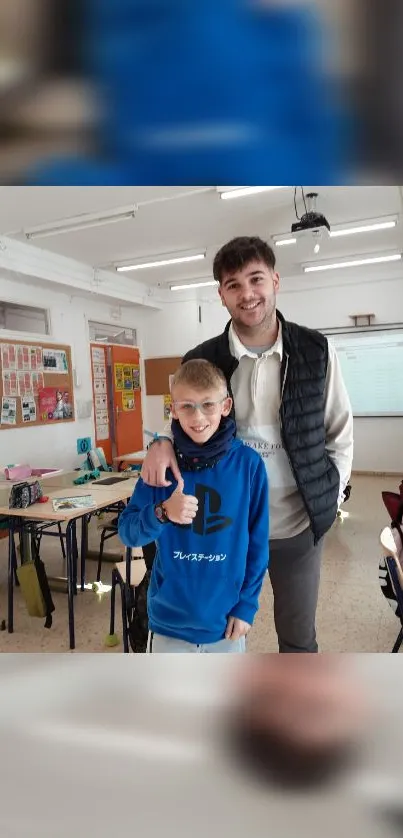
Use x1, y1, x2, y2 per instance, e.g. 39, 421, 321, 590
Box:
226, 616, 251, 641
163, 476, 198, 525
141, 439, 181, 487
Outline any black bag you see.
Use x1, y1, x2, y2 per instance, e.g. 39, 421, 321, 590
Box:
127, 569, 151, 653
127, 542, 155, 653
16, 538, 55, 629
9, 480, 43, 509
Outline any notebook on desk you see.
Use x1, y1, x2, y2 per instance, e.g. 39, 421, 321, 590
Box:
52, 495, 96, 511
92, 476, 131, 486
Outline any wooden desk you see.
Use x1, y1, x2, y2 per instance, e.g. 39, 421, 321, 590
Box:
2, 470, 138, 562
1, 479, 138, 650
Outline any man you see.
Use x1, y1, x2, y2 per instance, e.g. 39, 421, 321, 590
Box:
142, 236, 353, 652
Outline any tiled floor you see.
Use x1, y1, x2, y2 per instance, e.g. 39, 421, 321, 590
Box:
0, 474, 400, 652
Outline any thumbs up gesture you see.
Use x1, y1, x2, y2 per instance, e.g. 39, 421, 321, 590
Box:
163, 476, 198, 525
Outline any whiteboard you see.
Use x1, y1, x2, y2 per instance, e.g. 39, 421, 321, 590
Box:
326, 330, 403, 416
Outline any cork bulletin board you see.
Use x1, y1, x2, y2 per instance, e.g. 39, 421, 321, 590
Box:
144, 356, 182, 396
0, 338, 75, 430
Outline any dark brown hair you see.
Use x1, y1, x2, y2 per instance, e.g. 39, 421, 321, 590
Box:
213, 236, 276, 284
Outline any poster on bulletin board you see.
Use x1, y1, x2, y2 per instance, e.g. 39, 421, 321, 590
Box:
39, 387, 73, 421
163, 394, 172, 421
123, 365, 133, 389
114, 363, 124, 390
132, 364, 140, 390
123, 391, 135, 411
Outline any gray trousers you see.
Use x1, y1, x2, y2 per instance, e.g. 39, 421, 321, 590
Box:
269, 526, 324, 653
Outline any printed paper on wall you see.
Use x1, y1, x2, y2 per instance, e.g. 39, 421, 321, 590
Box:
43, 348, 68, 374
91, 346, 105, 364
1, 397, 17, 425
21, 396, 37, 423
132, 365, 140, 390
17, 371, 33, 397
94, 378, 106, 395
122, 391, 135, 411
114, 364, 124, 391
2, 371, 18, 397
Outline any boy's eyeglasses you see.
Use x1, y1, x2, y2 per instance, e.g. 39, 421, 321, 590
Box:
173, 397, 228, 416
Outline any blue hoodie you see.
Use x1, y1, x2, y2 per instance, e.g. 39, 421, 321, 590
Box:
118, 438, 269, 644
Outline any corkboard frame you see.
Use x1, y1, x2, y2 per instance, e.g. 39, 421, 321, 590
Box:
0, 338, 75, 431
144, 356, 182, 396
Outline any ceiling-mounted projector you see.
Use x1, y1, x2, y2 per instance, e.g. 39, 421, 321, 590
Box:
291, 192, 330, 253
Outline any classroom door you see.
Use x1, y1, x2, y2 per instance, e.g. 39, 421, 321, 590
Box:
110, 345, 143, 457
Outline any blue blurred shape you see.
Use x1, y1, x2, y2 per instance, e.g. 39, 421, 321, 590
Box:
30, 0, 351, 185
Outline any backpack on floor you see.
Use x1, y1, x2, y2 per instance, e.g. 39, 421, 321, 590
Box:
127, 569, 152, 653
127, 541, 156, 653
16, 539, 55, 629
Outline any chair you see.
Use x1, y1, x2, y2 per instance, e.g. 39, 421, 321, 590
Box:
33, 521, 66, 561
107, 540, 155, 653
96, 502, 126, 582
379, 525, 403, 653
108, 547, 148, 653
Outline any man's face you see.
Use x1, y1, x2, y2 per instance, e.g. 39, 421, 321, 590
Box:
218, 260, 279, 333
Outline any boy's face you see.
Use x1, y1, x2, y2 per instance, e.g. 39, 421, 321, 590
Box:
171, 384, 232, 445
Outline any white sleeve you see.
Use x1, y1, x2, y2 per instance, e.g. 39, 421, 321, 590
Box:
151, 421, 173, 442
162, 420, 173, 441
324, 341, 354, 506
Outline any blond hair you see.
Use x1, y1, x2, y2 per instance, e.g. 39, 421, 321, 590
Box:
171, 359, 227, 395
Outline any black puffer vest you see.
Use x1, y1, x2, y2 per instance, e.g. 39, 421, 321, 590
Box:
183, 310, 340, 542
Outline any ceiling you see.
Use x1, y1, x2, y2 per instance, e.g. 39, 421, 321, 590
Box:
0, 185, 402, 291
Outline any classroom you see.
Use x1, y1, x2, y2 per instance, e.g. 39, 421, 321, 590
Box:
0, 184, 402, 653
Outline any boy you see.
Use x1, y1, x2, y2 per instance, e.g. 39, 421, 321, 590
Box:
118, 359, 269, 653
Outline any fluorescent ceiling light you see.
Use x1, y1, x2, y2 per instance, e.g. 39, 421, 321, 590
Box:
330, 219, 396, 237
117, 253, 205, 272
304, 253, 402, 273
218, 186, 286, 201
170, 280, 216, 291
275, 237, 297, 246
24, 206, 137, 240
274, 217, 397, 247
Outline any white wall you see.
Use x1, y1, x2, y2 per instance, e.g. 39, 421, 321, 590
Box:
0, 273, 154, 470
278, 270, 403, 473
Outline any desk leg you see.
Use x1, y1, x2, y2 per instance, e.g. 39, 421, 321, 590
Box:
7, 520, 17, 633
66, 520, 76, 650
80, 514, 89, 592
72, 524, 78, 596
81, 513, 88, 561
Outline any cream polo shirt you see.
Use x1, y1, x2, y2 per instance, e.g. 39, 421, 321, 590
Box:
228, 320, 353, 540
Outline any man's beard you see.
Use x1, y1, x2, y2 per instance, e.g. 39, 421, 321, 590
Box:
233, 299, 276, 333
